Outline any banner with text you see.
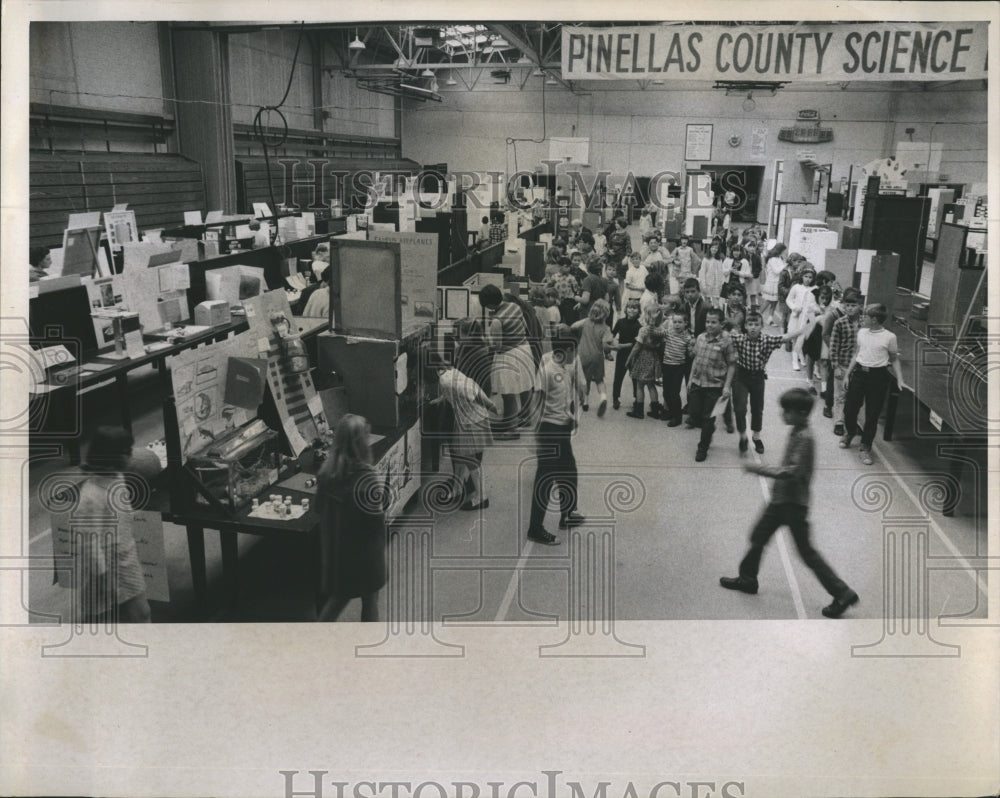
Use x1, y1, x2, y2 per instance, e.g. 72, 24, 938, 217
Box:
562, 23, 988, 82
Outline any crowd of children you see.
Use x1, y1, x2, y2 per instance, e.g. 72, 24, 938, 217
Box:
427, 216, 910, 619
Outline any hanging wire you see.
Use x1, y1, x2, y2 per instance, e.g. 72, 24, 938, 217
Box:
251, 23, 306, 245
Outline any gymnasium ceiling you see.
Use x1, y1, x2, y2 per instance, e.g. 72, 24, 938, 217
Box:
170, 21, 986, 100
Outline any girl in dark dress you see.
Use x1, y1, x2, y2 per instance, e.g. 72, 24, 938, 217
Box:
316, 414, 387, 622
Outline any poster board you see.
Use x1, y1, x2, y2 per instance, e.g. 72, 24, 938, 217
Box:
51, 508, 170, 603
788, 218, 840, 269
366, 231, 438, 334
121, 259, 191, 332
104, 209, 139, 250
170, 331, 257, 460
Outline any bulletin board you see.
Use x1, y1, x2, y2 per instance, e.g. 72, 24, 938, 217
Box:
329, 239, 402, 340
367, 231, 439, 334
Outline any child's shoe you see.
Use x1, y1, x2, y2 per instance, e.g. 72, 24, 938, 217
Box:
695, 447, 708, 462
821, 589, 859, 618
649, 401, 663, 419
626, 403, 645, 419
720, 575, 758, 594
581, 403, 589, 412
613, 398, 621, 410
597, 397, 608, 418
839, 434, 854, 449
859, 446, 874, 465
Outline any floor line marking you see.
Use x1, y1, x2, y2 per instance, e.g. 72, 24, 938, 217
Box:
495, 540, 533, 622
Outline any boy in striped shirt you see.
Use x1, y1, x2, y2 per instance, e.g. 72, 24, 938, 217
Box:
660, 311, 693, 427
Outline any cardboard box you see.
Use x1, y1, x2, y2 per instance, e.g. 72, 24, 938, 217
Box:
194, 299, 231, 327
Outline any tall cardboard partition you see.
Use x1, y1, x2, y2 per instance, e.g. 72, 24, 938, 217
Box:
928, 224, 988, 332
864, 252, 901, 315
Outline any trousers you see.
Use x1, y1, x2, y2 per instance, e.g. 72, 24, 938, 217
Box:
687, 384, 722, 451
612, 351, 636, 402
731, 367, 766, 434
843, 366, 892, 446
528, 422, 578, 531
739, 503, 849, 598
661, 362, 687, 421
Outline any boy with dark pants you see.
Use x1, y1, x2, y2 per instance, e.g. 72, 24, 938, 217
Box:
828, 288, 863, 436
661, 311, 692, 426
526, 325, 586, 546
840, 303, 906, 466
685, 308, 735, 462
728, 311, 808, 454
720, 388, 860, 618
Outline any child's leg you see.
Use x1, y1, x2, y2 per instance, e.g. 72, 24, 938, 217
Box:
697, 387, 720, 452
737, 503, 785, 581
359, 591, 380, 622
612, 355, 628, 402
841, 369, 866, 439
833, 367, 848, 428
646, 380, 659, 405
785, 505, 851, 598
732, 376, 749, 437
860, 367, 892, 448
118, 593, 151, 623
749, 373, 766, 438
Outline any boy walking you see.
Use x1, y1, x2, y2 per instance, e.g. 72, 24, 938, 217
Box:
719, 388, 860, 618
827, 287, 863, 436
526, 325, 586, 546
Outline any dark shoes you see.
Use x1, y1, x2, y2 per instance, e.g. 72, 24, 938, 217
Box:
822, 590, 860, 618
581, 403, 589, 412
666, 417, 682, 427
597, 398, 607, 417
626, 403, 645, 419
822, 406, 833, 418
613, 398, 621, 410
559, 511, 586, 529
833, 423, 845, 436
527, 527, 561, 546
738, 437, 749, 454
720, 576, 759, 594
753, 438, 764, 454
725, 421, 735, 434
695, 448, 708, 462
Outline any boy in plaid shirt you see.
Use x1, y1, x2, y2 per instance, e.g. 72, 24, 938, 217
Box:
828, 288, 863, 437
685, 308, 736, 461
728, 310, 809, 455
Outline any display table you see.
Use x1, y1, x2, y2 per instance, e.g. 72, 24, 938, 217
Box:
30, 312, 329, 463
164, 411, 419, 618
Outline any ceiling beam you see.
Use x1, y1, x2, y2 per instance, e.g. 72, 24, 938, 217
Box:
488, 23, 573, 92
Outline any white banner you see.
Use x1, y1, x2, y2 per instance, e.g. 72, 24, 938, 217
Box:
562, 22, 988, 82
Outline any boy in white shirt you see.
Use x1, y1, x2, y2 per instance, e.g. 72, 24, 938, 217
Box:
839, 303, 906, 465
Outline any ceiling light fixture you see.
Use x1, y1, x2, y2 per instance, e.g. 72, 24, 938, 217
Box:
546, 75, 558, 85
421, 67, 434, 77
348, 32, 365, 51
445, 74, 457, 86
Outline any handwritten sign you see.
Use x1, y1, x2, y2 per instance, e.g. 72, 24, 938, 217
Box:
563, 23, 987, 82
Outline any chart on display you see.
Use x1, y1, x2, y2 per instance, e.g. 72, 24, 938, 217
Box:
243, 290, 328, 456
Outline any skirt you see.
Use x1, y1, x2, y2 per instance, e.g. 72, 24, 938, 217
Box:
491, 342, 536, 394
802, 323, 824, 361
452, 419, 492, 457
630, 347, 660, 383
